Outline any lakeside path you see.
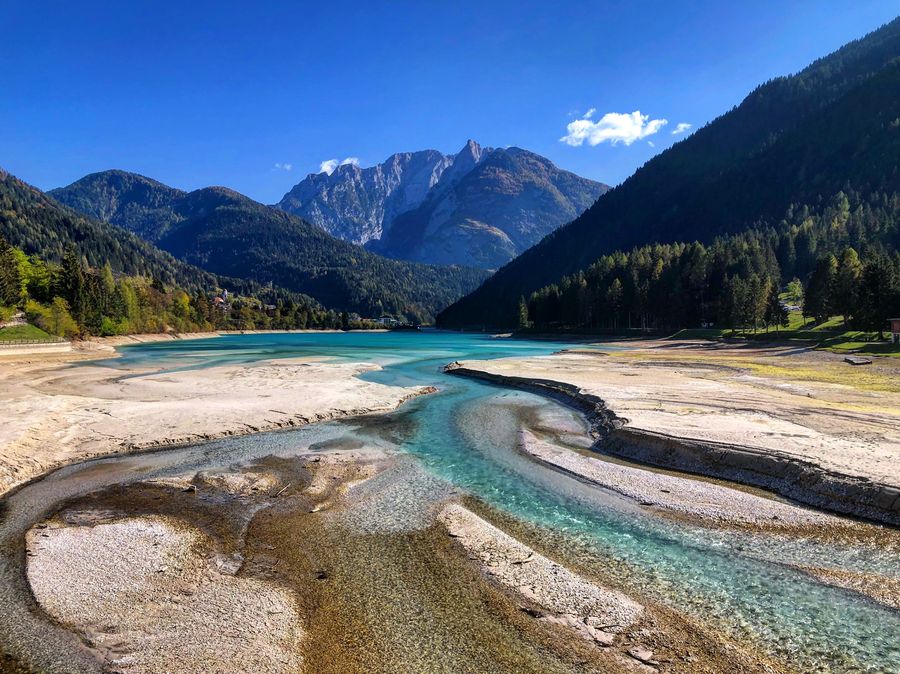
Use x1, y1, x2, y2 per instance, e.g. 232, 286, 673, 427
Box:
0, 334, 430, 497
448, 340, 900, 524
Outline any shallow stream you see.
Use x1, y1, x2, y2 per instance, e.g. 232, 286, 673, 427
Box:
1, 331, 898, 673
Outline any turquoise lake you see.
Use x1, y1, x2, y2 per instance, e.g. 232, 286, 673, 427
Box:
3, 331, 898, 673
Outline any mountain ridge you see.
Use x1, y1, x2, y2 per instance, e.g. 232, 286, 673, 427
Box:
276, 140, 607, 268
437, 17, 900, 327
370, 146, 608, 268
50, 171, 489, 322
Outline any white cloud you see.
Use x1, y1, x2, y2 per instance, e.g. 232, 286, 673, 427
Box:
560, 110, 668, 147
671, 122, 692, 135
319, 156, 360, 175
273, 162, 293, 171
583, 107, 596, 119
647, 141, 655, 148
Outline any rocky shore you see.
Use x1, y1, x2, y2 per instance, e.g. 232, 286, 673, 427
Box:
27, 516, 303, 674
445, 343, 900, 525
0, 345, 431, 497
17, 448, 795, 674
515, 429, 846, 530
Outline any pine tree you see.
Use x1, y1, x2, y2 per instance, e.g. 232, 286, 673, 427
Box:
60, 245, 87, 324
834, 247, 862, 325
858, 254, 898, 338
606, 279, 623, 329
517, 296, 529, 330
765, 283, 789, 333
804, 255, 838, 323
0, 235, 22, 306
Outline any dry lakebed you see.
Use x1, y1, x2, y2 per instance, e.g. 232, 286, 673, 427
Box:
0, 332, 898, 674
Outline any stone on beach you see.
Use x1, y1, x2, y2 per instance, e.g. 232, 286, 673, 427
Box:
437, 503, 644, 634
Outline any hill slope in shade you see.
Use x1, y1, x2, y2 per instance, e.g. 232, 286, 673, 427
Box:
48, 169, 184, 242
51, 172, 488, 322
1, 168, 216, 290
437, 17, 900, 327
277, 140, 607, 268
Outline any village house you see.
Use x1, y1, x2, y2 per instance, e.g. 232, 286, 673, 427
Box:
890, 318, 900, 345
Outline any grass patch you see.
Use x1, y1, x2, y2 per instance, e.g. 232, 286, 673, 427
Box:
739, 360, 900, 392
0, 323, 54, 341
667, 312, 900, 358
822, 340, 900, 357
666, 328, 729, 340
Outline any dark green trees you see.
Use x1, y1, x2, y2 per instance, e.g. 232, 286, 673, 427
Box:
0, 236, 22, 306
521, 220, 900, 337
834, 248, 863, 324
858, 254, 900, 338
804, 255, 838, 323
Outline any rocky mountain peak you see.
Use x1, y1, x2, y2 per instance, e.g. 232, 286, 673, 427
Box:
275, 141, 606, 266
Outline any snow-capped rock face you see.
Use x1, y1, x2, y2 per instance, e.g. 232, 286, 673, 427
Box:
276, 140, 608, 267
275, 148, 459, 244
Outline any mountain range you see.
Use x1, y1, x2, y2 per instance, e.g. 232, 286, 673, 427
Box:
45, 171, 487, 322
275, 140, 607, 269
438, 16, 900, 328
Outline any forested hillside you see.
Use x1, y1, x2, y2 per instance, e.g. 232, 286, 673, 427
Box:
521, 190, 899, 335
438, 18, 900, 328
0, 167, 402, 335
48, 169, 184, 241
51, 171, 489, 322
0, 168, 216, 289
0, 234, 362, 337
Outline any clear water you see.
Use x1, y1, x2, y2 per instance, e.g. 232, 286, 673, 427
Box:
17, 332, 900, 671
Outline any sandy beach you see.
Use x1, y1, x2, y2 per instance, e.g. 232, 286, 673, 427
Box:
449, 340, 900, 523
0, 337, 430, 497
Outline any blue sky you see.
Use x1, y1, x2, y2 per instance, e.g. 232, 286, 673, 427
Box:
1, 1, 897, 203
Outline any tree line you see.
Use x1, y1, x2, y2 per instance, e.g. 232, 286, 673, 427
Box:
0, 236, 379, 338
522, 191, 900, 337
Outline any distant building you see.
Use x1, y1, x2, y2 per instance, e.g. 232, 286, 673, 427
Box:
376, 316, 400, 327
890, 318, 900, 345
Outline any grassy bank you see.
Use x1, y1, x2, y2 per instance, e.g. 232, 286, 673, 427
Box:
668, 313, 900, 358
519, 310, 900, 358
0, 324, 54, 341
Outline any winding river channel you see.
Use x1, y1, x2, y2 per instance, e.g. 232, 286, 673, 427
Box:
1, 331, 898, 673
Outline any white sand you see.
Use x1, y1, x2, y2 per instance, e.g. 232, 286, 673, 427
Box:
0, 348, 430, 496
438, 503, 643, 638
26, 516, 302, 674
457, 344, 900, 488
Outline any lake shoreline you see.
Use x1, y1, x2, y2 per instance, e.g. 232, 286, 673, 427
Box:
3, 332, 899, 673
445, 342, 900, 526
0, 341, 431, 498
